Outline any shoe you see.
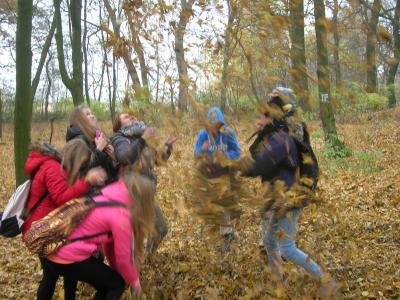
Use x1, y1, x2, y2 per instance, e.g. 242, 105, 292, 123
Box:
222, 232, 235, 253
318, 277, 338, 300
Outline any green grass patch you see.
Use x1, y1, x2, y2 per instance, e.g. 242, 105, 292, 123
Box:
320, 149, 383, 177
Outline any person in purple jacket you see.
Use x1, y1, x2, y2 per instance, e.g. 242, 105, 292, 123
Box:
242, 103, 335, 297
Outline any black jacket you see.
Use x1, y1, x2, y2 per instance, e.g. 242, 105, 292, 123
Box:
246, 127, 299, 187
66, 125, 118, 183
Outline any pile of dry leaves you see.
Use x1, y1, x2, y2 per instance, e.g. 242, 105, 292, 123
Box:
0, 109, 399, 299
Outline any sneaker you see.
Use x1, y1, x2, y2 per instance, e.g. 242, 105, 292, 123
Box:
222, 232, 235, 253
318, 277, 338, 300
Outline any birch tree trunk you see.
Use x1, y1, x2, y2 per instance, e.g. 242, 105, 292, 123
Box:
175, 0, 195, 112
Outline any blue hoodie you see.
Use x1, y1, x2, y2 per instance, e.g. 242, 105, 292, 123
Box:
194, 107, 241, 160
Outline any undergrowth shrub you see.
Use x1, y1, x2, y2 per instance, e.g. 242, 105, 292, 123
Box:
334, 83, 387, 113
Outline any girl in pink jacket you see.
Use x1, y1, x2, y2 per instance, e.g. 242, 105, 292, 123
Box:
41, 171, 155, 299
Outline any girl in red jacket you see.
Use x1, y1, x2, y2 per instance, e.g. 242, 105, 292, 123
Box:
22, 140, 107, 300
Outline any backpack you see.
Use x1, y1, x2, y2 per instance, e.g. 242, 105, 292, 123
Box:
0, 143, 60, 238
0, 176, 48, 238
290, 121, 319, 190
23, 196, 126, 257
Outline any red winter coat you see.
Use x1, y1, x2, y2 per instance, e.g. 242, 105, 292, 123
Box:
21, 151, 90, 235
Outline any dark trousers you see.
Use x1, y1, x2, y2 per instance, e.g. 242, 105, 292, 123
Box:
146, 206, 168, 253
37, 257, 125, 300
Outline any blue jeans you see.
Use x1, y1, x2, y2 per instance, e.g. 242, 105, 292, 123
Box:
261, 208, 323, 279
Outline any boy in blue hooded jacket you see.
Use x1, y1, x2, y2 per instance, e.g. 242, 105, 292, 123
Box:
194, 107, 240, 160
194, 107, 241, 252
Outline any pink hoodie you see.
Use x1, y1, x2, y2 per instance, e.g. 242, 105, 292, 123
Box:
51, 180, 138, 286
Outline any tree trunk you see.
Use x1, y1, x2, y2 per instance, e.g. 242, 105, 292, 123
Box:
175, 0, 195, 112
103, 0, 143, 98
237, 38, 260, 102
331, 0, 342, 92
220, 0, 235, 112
54, 0, 84, 106
70, 0, 84, 104
314, 0, 342, 147
125, 9, 149, 88
365, 0, 381, 93
31, 16, 56, 101
155, 42, 161, 102
83, 0, 90, 105
45, 55, 52, 121
110, 55, 117, 122
289, 0, 309, 110
14, 0, 33, 185
0, 89, 3, 140
98, 7, 106, 102
170, 84, 175, 113
106, 49, 113, 110
388, 0, 400, 107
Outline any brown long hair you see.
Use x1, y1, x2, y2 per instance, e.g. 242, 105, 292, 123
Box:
69, 105, 97, 142
123, 170, 156, 265
62, 139, 93, 186
113, 113, 123, 133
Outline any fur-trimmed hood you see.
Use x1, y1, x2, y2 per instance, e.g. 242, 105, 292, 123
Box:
25, 143, 62, 176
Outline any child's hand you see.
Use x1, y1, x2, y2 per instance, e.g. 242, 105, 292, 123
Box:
95, 131, 108, 151
165, 135, 177, 146
201, 141, 209, 152
235, 156, 253, 174
133, 278, 142, 295
142, 127, 157, 141
105, 144, 116, 162
85, 167, 107, 185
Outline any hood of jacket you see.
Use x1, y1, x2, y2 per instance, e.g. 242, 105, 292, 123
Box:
66, 125, 83, 142
24, 150, 60, 177
207, 107, 225, 125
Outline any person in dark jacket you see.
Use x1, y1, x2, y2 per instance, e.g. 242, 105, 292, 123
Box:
111, 112, 176, 252
66, 105, 118, 184
22, 141, 107, 300
242, 103, 328, 288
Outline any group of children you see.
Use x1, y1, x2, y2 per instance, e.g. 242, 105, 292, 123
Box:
21, 105, 175, 299
18, 86, 335, 299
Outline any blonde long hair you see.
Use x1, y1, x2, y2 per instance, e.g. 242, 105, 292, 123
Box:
69, 105, 97, 142
62, 139, 93, 186
123, 170, 156, 265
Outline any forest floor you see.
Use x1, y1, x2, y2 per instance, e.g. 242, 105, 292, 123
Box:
0, 108, 399, 300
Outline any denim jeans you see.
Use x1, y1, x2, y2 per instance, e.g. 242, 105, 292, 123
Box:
219, 211, 234, 235
261, 208, 323, 279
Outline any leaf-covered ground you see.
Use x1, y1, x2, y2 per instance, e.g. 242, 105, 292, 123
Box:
0, 109, 399, 299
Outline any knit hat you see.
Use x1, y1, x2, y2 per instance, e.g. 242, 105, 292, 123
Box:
269, 87, 297, 116
275, 87, 294, 103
